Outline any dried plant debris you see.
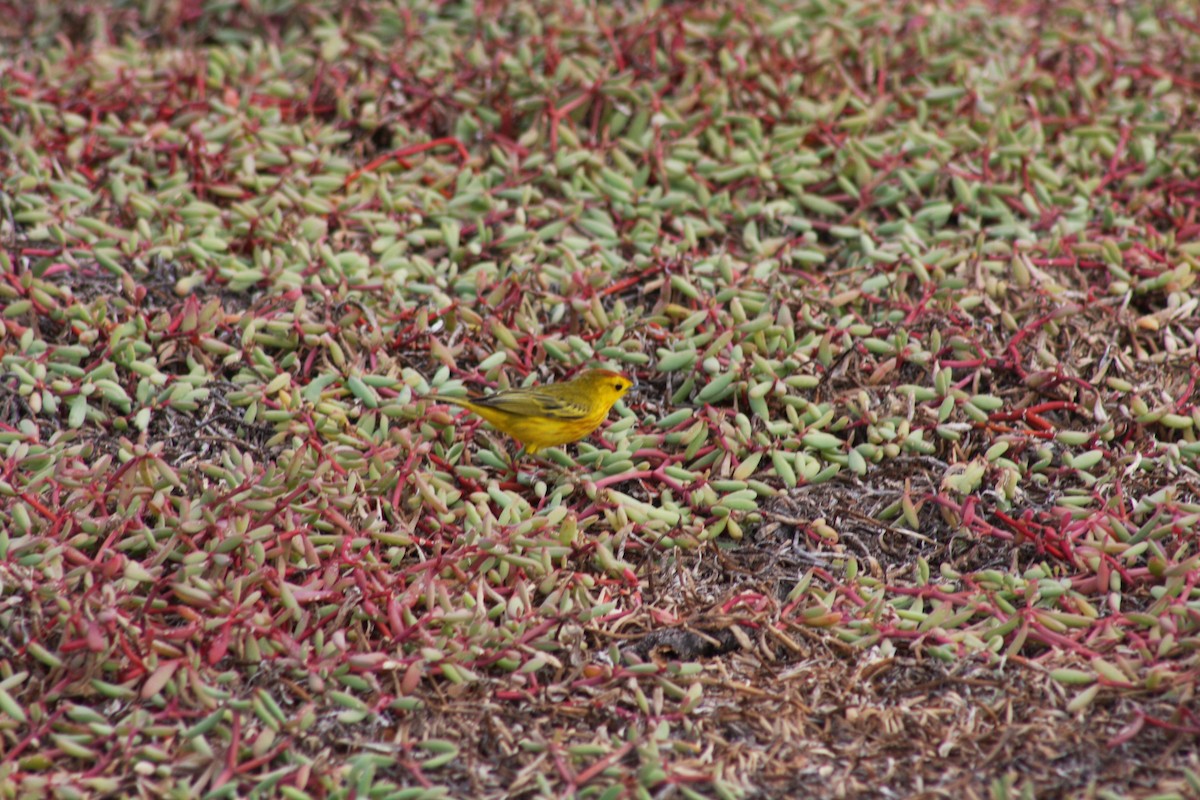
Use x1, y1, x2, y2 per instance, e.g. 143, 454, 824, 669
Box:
3, 0, 1200, 798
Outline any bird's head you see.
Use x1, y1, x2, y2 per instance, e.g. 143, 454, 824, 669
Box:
576, 368, 637, 405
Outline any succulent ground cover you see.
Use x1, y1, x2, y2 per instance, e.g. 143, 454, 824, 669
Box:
3, 0, 1200, 797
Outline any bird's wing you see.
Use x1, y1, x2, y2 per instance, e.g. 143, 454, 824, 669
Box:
474, 389, 590, 419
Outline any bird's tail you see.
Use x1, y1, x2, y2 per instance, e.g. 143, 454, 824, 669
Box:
423, 394, 475, 411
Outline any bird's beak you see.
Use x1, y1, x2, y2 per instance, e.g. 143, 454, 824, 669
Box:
627, 377, 640, 395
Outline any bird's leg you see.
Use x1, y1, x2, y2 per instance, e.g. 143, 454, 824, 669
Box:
505, 444, 525, 478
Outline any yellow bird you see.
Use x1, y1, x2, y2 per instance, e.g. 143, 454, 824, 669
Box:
429, 368, 637, 455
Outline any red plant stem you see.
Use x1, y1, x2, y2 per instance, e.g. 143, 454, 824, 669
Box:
592, 467, 687, 494
3, 707, 69, 762
574, 741, 636, 785
343, 137, 469, 186
234, 737, 295, 775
